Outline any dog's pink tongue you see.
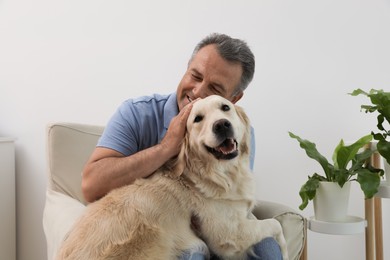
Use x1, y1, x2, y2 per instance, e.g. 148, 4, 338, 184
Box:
219, 139, 236, 154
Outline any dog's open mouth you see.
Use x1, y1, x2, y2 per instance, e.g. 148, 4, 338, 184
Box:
205, 138, 238, 160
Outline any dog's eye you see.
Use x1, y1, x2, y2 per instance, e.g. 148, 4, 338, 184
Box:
221, 104, 230, 111
194, 115, 203, 123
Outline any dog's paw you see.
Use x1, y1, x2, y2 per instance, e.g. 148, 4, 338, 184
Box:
276, 231, 288, 260
263, 219, 288, 260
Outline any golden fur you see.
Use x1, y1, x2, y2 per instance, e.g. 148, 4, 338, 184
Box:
57, 95, 288, 260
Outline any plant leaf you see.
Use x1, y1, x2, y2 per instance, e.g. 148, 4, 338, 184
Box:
356, 168, 381, 199
360, 105, 378, 113
372, 132, 385, 141
298, 174, 323, 210
289, 132, 334, 180
334, 169, 349, 187
349, 149, 375, 173
349, 89, 368, 96
332, 139, 344, 169
377, 139, 390, 165
333, 134, 372, 170
377, 114, 385, 131
378, 106, 390, 127
368, 89, 390, 124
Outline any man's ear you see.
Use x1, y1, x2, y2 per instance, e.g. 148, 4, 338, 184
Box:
230, 91, 243, 104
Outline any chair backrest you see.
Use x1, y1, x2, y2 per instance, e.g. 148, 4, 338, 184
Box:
47, 123, 104, 205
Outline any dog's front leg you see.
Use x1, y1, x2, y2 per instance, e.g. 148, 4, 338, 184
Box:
201, 216, 288, 260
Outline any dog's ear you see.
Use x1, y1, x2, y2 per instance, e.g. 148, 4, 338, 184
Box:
235, 105, 250, 127
162, 134, 188, 178
235, 105, 251, 156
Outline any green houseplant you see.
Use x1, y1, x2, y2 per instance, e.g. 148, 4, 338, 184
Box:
350, 89, 390, 165
289, 132, 384, 211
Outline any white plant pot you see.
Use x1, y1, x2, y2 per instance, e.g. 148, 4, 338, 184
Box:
313, 182, 351, 222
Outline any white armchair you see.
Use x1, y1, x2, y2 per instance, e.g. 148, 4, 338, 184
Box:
43, 122, 307, 260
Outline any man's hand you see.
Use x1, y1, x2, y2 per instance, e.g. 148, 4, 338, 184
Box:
160, 99, 198, 158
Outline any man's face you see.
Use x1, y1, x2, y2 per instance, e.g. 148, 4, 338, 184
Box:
176, 44, 243, 111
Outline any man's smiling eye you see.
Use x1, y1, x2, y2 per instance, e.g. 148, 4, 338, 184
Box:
210, 85, 221, 95
221, 104, 230, 111
192, 74, 202, 81
194, 115, 203, 123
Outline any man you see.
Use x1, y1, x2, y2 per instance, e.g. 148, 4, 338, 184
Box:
82, 33, 283, 259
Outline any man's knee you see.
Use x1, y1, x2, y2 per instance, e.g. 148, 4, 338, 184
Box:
249, 237, 283, 260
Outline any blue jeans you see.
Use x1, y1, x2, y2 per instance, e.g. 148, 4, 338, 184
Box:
179, 237, 283, 260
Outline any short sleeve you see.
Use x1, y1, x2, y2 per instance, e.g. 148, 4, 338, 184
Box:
97, 100, 140, 156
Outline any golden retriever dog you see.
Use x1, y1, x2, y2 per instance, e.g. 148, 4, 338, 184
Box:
57, 95, 288, 260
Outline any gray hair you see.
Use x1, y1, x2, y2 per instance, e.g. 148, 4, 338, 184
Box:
190, 33, 255, 95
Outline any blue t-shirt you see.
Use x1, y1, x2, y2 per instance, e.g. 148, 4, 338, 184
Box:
98, 93, 256, 170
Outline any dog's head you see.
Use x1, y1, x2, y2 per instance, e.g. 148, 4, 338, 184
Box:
167, 95, 252, 196
186, 95, 250, 162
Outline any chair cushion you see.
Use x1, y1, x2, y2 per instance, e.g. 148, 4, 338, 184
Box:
47, 123, 104, 205
43, 189, 86, 260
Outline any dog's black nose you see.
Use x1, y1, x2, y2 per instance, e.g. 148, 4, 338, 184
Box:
213, 119, 233, 137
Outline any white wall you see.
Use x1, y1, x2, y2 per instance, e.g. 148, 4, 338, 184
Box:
1, 1, 389, 259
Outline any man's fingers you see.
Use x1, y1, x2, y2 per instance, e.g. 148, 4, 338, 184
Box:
180, 103, 193, 122
179, 98, 200, 122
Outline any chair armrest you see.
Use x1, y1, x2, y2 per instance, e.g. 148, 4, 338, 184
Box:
252, 200, 307, 260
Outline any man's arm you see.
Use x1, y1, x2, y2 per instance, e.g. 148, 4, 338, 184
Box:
82, 101, 194, 202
